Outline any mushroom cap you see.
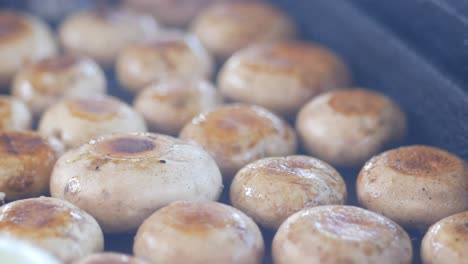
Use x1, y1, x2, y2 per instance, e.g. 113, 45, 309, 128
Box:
296, 89, 407, 167
50, 132, 223, 233
219, 42, 350, 117
133, 78, 222, 135
179, 103, 297, 180
0, 96, 32, 131
12, 54, 106, 115
421, 211, 468, 264
230, 155, 347, 229
0, 11, 57, 87
116, 31, 213, 93
357, 145, 468, 229
191, 1, 296, 60
0, 197, 104, 263
134, 200, 264, 264
59, 8, 159, 66
0, 131, 57, 201
272, 205, 413, 264
38, 95, 147, 149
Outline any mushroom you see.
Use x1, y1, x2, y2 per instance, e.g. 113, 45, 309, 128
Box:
116, 31, 213, 93
179, 103, 297, 181
0, 236, 61, 264
230, 155, 347, 229
272, 205, 413, 264
296, 89, 407, 167
133, 78, 222, 135
50, 132, 223, 233
0, 11, 57, 88
124, 0, 254, 27
421, 211, 468, 264
12, 54, 106, 116
0, 96, 32, 131
219, 42, 350, 118
38, 95, 147, 150
73, 252, 148, 264
191, 1, 296, 60
357, 145, 468, 229
134, 200, 264, 264
59, 7, 159, 67
0, 196, 104, 263
0, 131, 58, 201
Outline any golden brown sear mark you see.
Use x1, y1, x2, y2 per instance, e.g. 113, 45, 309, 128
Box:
92, 135, 157, 159
7, 176, 33, 192
0, 131, 46, 155
162, 202, 240, 235
384, 146, 461, 176
36, 55, 78, 71
0, 200, 74, 238
0, 12, 30, 41
67, 97, 120, 122
328, 90, 386, 116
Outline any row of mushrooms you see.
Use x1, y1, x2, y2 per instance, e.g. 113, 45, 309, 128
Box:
0, 1, 466, 263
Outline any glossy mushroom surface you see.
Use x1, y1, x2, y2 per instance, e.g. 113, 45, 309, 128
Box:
134, 200, 264, 264
357, 145, 468, 229
50, 133, 223, 233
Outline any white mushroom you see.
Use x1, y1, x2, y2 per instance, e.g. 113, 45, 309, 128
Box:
133, 78, 222, 135
38, 95, 147, 149
0, 11, 57, 88
0, 197, 104, 263
117, 31, 213, 93
219, 42, 350, 118
0, 96, 32, 131
191, 1, 296, 60
421, 211, 468, 264
296, 89, 407, 167
0, 131, 58, 201
12, 54, 106, 116
134, 200, 264, 264
59, 7, 159, 66
50, 132, 223, 233
272, 205, 413, 264
230, 155, 347, 229
0, 236, 61, 264
179, 103, 297, 180
357, 145, 468, 229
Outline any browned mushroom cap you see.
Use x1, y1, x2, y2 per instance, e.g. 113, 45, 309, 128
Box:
219, 42, 350, 118
421, 211, 468, 264
357, 145, 468, 229
12, 54, 106, 116
296, 89, 407, 167
38, 95, 147, 149
230, 155, 347, 229
191, 1, 296, 60
179, 103, 297, 180
73, 252, 148, 264
0, 11, 57, 88
0, 197, 104, 263
116, 31, 213, 93
0, 96, 32, 131
133, 78, 222, 135
59, 7, 159, 66
50, 132, 223, 233
272, 205, 413, 264
0, 131, 57, 201
134, 200, 264, 264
